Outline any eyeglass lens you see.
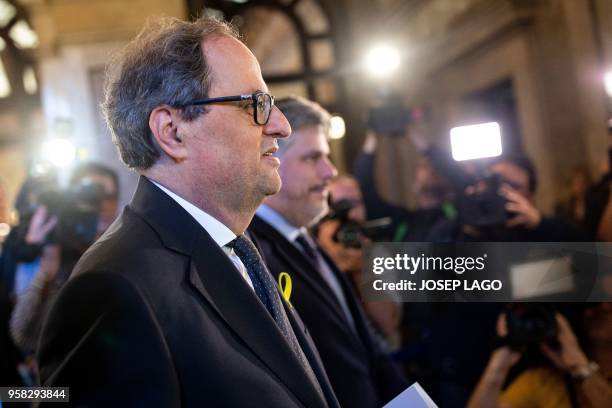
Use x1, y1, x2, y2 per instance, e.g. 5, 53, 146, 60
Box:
256, 93, 272, 125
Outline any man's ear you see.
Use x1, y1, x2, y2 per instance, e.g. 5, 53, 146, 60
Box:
149, 106, 188, 162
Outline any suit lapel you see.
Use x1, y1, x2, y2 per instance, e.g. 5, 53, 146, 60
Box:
130, 177, 327, 408
283, 300, 341, 408
189, 234, 327, 408
250, 216, 353, 329
318, 248, 377, 353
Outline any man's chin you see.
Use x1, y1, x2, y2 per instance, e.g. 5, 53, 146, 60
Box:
261, 175, 282, 196
305, 205, 329, 227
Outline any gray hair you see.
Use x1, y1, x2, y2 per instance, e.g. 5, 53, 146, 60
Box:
102, 16, 239, 170
275, 96, 331, 157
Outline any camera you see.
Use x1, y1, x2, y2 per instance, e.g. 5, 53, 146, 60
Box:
34, 181, 106, 254
367, 103, 411, 136
325, 199, 391, 248
367, 93, 431, 136
456, 173, 508, 227
505, 303, 558, 348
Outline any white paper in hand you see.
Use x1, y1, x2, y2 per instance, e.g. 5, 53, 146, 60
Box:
383, 382, 438, 408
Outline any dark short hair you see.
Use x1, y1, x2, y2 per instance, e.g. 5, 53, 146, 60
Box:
102, 16, 239, 170
275, 96, 331, 156
69, 162, 120, 196
492, 154, 538, 194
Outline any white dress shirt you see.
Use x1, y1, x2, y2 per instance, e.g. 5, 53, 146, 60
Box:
151, 180, 254, 290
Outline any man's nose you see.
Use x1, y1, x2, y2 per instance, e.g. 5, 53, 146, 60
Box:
319, 156, 338, 181
264, 106, 291, 139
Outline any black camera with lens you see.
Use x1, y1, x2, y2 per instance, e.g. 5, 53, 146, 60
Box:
505, 303, 558, 349
35, 181, 106, 254
367, 105, 411, 136
456, 173, 509, 227
367, 89, 433, 136
422, 145, 511, 228
324, 199, 391, 248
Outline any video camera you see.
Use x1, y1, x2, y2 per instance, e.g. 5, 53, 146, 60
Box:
32, 181, 106, 254
424, 122, 510, 227
325, 199, 391, 248
455, 173, 509, 227
367, 93, 430, 136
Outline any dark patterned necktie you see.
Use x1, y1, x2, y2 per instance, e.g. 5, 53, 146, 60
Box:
227, 235, 325, 399
294, 233, 319, 261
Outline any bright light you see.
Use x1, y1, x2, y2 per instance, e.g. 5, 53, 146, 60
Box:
0, 0, 17, 27
450, 122, 502, 161
23, 66, 38, 95
0, 223, 10, 240
329, 115, 346, 140
0, 59, 10, 97
41, 138, 76, 167
605, 71, 612, 97
32, 162, 51, 176
9, 20, 39, 49
365, 45, 400, 77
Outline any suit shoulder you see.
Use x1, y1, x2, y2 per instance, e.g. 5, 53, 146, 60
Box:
72, 207, 185, 283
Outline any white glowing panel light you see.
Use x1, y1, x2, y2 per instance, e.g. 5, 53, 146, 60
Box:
365, 45, 400, 77
450, 122, 502, 161
41, 138, 76, 167
605, 71, 612, 97
329, 115, 346, 140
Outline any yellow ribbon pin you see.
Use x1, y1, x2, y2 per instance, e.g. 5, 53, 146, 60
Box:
278, 272, 293, 308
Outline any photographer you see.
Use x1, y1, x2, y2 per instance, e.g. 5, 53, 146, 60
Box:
555, 166, 592, 230
354, 130, 453, 242
468, 306, 612, 408
0, 173, 59, 300
9, 163, 119, 354
427, 153, 586, 242
315, 175, 402, 346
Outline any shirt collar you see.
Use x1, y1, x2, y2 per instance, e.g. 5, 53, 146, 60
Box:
150, 179, 236, 248
256, 204, 304, 242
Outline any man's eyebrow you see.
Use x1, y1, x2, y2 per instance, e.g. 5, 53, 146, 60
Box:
301, 150, 324, 159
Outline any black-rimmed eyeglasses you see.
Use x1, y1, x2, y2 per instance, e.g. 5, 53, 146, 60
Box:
181, 91, 275, 125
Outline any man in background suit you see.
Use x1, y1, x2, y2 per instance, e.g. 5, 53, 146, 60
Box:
249, 96, 409, 408
36, 17, 338, 407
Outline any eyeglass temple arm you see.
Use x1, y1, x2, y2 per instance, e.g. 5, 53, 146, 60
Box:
185, 94, 254, 106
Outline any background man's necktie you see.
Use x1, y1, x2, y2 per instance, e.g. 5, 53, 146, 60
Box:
293, 231, 359, 335
294, 233, 319, 261
227, 235, 325, 399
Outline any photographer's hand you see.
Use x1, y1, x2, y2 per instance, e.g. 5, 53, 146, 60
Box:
25, 206, 58, 245
468, 314, 521, 408
38, 244, 62, 288
540, 313, 589, 373
501, 186, 541, 229
543, 313, 612, 408
494, 313, 523, 371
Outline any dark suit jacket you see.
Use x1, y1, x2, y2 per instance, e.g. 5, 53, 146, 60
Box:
36, 177, 339, 408
249, 215, 408, 408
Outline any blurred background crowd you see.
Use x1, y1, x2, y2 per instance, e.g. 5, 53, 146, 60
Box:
0, 0, 611, 407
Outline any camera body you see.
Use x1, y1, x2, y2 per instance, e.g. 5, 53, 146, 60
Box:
36, 182, 105, 254
325, 199, 391, 248
367, 104, 411, 136
456, 174, 509, 227
505, 303, 558, 348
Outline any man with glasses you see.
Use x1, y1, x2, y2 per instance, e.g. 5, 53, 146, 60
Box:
36, 17, 339, 407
